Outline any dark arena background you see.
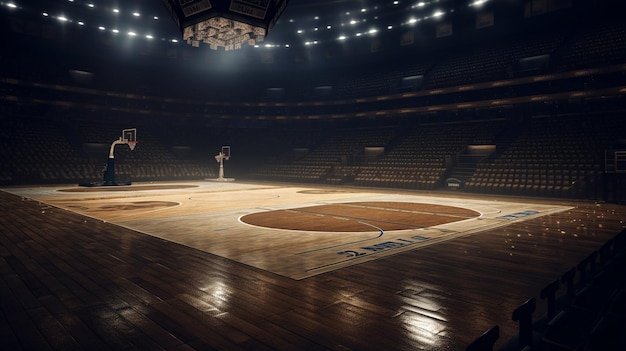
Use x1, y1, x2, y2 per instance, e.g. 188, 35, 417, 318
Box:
1, 1, 626, 350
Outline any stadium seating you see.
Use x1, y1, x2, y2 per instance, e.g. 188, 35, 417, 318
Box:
1, 19, 624, 199
496, 229, 626, 351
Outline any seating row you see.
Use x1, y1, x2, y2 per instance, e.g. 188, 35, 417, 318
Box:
467, 229, 626, 351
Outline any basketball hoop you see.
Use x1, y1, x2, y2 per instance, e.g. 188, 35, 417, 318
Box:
128, 141, 137, 151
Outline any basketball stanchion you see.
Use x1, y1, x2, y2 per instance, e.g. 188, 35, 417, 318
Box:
207, 145, 235, 182
79, 128, 137, 187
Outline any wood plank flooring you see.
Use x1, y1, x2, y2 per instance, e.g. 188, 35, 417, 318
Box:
1, 183, 625, 350
7, 182, 575, 280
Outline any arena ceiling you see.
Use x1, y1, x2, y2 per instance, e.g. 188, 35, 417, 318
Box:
1, 0, 537, 66
3, 1, 510, 48
0, 1, 611, 66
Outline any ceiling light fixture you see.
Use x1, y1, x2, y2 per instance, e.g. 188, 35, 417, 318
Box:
162, 0, 289, 51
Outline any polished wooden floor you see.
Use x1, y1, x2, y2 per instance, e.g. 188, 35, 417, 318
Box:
1, 183, 625, 350
6, 182, 574, 281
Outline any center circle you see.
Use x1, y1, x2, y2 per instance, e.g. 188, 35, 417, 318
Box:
240, 202, 480, 232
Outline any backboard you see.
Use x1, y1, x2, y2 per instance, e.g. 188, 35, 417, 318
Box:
122, 128, 137, 143
122, 128, 137, 150
222, 145, 231, 158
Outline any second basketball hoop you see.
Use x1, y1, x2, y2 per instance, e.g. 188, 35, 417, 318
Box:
209, 145, 235, 182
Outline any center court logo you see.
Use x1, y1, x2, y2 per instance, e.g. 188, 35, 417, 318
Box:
497, 210, 539, 220
337, 235, 430, 258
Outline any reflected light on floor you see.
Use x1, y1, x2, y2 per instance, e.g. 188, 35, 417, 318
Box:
398, 309, 445, 347
200, 280, 230, 309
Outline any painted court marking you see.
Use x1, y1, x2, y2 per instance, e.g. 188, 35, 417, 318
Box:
3, 182, 573, 280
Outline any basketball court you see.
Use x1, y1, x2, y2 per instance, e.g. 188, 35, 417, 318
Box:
3, 181, 572, 280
